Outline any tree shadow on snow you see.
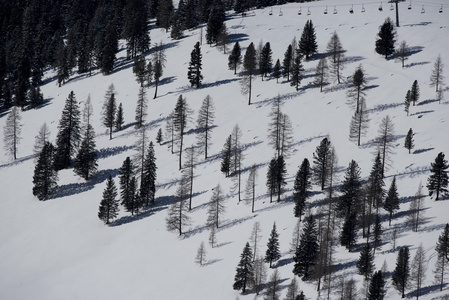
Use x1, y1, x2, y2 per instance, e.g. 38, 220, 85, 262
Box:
97, 145, 134, 160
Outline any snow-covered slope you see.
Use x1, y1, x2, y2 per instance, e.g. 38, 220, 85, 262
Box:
1, 0, 448, 299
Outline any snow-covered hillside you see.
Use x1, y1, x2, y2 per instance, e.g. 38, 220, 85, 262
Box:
1, 0, 448, 299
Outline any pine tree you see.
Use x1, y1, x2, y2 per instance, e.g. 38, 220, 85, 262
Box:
73, 123, 97, 180
366, 152, 386, 238
228, 42, 242, 74
293, 214, 319, 280
173, 95, 192, 170
152, 41, 166, 99
3, 106, 22, 160
411, 243, 427, 299
242, 42, 257, 105
435, 223, 449, 291
427, 152, 449, 200
273, 59, 281, 83
314, 57, 328, 92
119, 157, 135, 214
156, 128, 163, 144
299, 20, 317, 60
392, 246, 410, 298
133, 55, 146, 86
259, 42, 273, 80
166, 175, 191, 235
98, 175, 119, 224
135, 86, 148, 129
207, 184, 225, 228
357, 243, 374, 280
54, 91, 81, 170
347, 65, 367, 113
265, 222, 281, 268
220, 135, 232, 177
102, 84, 117, 140
282, 44, 293, 82
196, 95, 215, 159
372, 214, 382, 255
275, 155, 287, 202
290, 52, 304, 91
195, 241, 207, 265
264, 269, 281, 300
122, 0, 150, 59
340, 211, 358, 251
284, 277, 300, 300
32, 142, 58, 200
384, 176, 400, 226
368, 270, 386, 300
140, 141, 157, 206
205, 3, 225, 45
375, 17, 396, 59
404, 128, 414, 154
293, 158, 311, 220
338, 160, 362, 217
326, 31, 345, 84
410, 80, 420, 106
376, 115, 395, 178
33, 123, 51, 158
312, 137, 332, 191
245, 164, 258, 213
233, 242, 254, 293
187, 42, 203, 88
430, 54, 444, 92
28, 86, 44, 108
115, 103, 124, 131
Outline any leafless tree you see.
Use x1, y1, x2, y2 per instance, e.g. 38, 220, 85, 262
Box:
33, 122, 51, 158
207, 184, 226, 228
3, 106, 22, 160
252, 256, 267, 295
196, 95, 215, 159
346, 65, 367, 113
326, 31, 345, 83
430, 54, 445, 92
349, 97, 369, 146
264, 269, 281, 300
195, 241, 207, 265
182, 146, 197, 210
314, 57, 329, 92
166, 175, 191, 235
408, 183, 425, 233
376, 115, 396, 177
245, 164, 258, 213
411, 243, 427, 299
249, 221, 263, 261
395, 40, 409, 67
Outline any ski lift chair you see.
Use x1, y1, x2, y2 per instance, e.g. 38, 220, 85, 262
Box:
350, 5, 354, 14
298, 7, 302, 15
279, 9, 283, 16
324, 6, 328, 14
333, 6, 337, 14
269, 7, 273, 15
439, 4, 443, 13
379, 2, 383, 11
421, 5, 425, 13
408, 1, 412, 9
307, 7, 311, 15
361, 4, 365, 12
390, 3, 394, 10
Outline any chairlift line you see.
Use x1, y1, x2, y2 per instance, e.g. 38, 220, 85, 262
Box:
379, 2, 383, 11
362, 4, 366, 12
333, 6, 337, 14
350, 4, 354, 14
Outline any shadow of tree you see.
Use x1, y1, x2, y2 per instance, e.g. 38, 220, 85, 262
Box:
0, 154, 35, 169
417, 98, 439, 106
228, 33, 250, 44
202, 258, 223, 266
413, 148, 434, 154
97, 145, 134, 160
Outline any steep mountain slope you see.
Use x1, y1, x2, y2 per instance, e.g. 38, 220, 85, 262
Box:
1, 0, 448, 299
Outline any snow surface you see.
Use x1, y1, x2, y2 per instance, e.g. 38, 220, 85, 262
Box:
1, 0, 448, 299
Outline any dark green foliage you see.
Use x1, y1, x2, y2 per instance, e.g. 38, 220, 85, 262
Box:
375, 17, 396, 59
283, 44, 293, 81
290, 52, 304, 91
100, 21, 119, 75
368, 270, 386, 300
33, 142, 58, 200
243, 42, 257, 105
156, 128, 163, 144
98, 175, 120, 224
157, 0, 174, 31
119, 157, 136, 214
73, 124, 98, 180
312, 137, 331, 191
170, 11, 184, 40
372, 214, 382, 254
338, 160, 362, 217
187, 42, 203, 88
259, 42, 273, 80
233, 242, 254, 293
404, 128, 414, 154
135, 87, 148, 129
384, 176, 400, 226
133, 56, 146, 87
347, 65, 367, 113
357, 243, 375, 280
273, 59, 281, 83
368, 152, 386, 211
299, 20, 317, 60
340, 211, 358, 251
392, 246, 410, 298
221, 135, 232, 177
266, 156, 287, 203
28, 86, 44, 108
122, 0, 150, 59
265, 222, 281, 268
404, 90, 411, 116
115, 103, 124, 131
293, 158, 311, 220
435, 224, 449, 291
140, 142, 157, 206
102, 86, 117, 140
173, 95, 191, 170
293, 214, 318, 280
54, 91, 81, 171
296, 291, 306, 300
206, 3, 225, 45
427, 152, 449, 200
410, 80, 420, 106
228, 42, 242, 74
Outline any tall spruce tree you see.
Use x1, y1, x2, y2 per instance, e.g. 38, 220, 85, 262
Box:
98, 175, 120, 224
410, 80, 420, 106
404, 128, 414, 154
205, 3, 225, 45
290, 52, 304, 91
233, 242, 254, 293
135, 86, 148, 129
293, 158, 311, 220
312, 137, 332, 191
122, 0, 150, 59
32, 142, 58, 200
283, 44, 293, 81
228, 42, 242, 74
383, 176, 400, 226
435, 223, 449, 291
187, 42, 203, 88
340, 211, 358, 251
392, 246, 411, 298
357, 242, 375, 280
102, 84, 117, 140
54, 91, 81, 170
404, 90, 411, 116
265, 222, 281, 268
338, 160, 362, 217
220, 135, 232, 177
119, 157, 135, 213
73, 123, 97, 180
115, 103, 124, 131
259, 42, 273, 80
140, 141, 157, 206
242, 42, 257, 105
368, 270, 386, 300
273, 59, 281, 83
347, 65, 367, 113
375, 17, 396, 59
427, 152, 449, 200
293, 214, 319, 280
299, 20, 317, 59
173, 95, 191, 170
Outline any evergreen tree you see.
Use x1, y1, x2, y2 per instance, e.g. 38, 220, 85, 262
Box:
326, 31, 345, 84
290, 52, 304, 91
435, 223, 449, 291
133, 55, 146, 87
228, 42, 242, 74
135, 87, 148, 129
220, 135, 232, 177
275, 155, 287, 202
366, 152, 386, 238
102, 84, 117, 140
166, 175, 191, 235
205, 3, 225, 45
242, 42, 257, 105
152, 41, 166, 99
54, 91, 81, 170
340, 211, 358, 251
140, 141, 157, 206
267, 157, 277, 203
119, 157, 135, 214
28, 86, 44, 108
273, 59, 281, 83
32, 142, 58, 200
372, 214, 382, 255
430, 54, 444, 92
233, 242, 254, 293
206, 184, 225, 228
375, 17, 396, 59
98, 175, 120, 224
368, 270, 386, 300
122, 0, 150, 59
299, 20, 317, 59
196, 95, 215, 159
383, 176, 400, 226
73, 123, 97, 180
376, 115, 395, 178
404, 128, 414, 154
347, 65, 367, 113
259, 42, 273, 80
392, 246, 411, 298
115, 103, 124, 131
100, 21, 119, 75
173, 95, 191, 170
265, 222, 281, 268
357, 243, 375, 280
156, 128, 163, 144
427, 152, 449, 200
404, 90, 411, 116
3, 106, 22, 160
293, 158, 311, 220
312, 137, 331, 191
338, 160, 362, 217
187, 42, 203, 88
410, 80, 420, 106
283, 44, 293, 81
293, 214, 319, 280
